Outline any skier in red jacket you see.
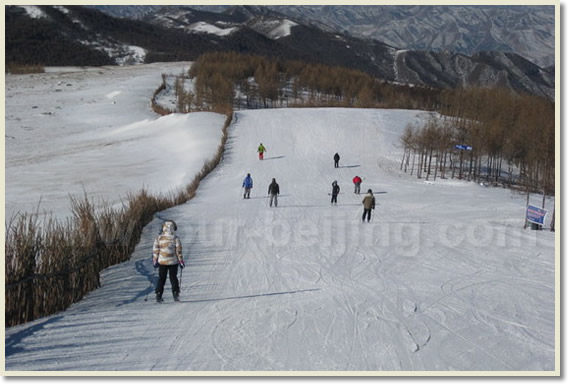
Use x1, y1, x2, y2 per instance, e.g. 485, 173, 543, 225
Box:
353, 175, 362, 194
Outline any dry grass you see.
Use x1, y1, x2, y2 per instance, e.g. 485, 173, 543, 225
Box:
5, 111, 233, 327
151, 75, 173, 116
7, 64, 45, 74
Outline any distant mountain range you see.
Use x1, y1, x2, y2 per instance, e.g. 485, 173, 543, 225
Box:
269, 5, 555, 69
88, 4, 555, 68
6, 5, 554, 100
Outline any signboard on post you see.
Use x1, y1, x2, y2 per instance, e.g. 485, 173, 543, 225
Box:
455, 144, 473, 151
526, 205, 547, 225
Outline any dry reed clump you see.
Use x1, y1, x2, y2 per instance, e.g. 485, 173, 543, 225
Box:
7, 64, 45, 74
5, 112, 233, 327
151, 75, 174, 116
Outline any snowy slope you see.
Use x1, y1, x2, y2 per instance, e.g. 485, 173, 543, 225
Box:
5, 63, 225, 220
5, 108, 556, 372
187, 21, 238, 36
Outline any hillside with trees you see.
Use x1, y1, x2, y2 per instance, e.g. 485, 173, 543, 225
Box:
185, 52, 441, 112
400, 88, 554, 195
167, 52, 554, 195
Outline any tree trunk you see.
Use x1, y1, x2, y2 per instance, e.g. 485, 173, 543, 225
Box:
524, 187, 530, 229
477, 155, 482, 183
508, 164, 513, 185
426, 147, 434, 181
451, 151, 456, 179
468, 152, 474, 181
417, 149, 424, 178
459, 150, 464, 179
433, 151, 439, 181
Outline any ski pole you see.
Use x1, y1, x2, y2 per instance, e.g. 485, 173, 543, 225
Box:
179, 267, 183, 292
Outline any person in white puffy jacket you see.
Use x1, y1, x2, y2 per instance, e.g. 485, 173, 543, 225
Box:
152, 220, 185, 302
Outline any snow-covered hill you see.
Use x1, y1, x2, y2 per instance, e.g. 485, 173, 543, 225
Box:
5, 104, 556, 371
5, 63, 225, 220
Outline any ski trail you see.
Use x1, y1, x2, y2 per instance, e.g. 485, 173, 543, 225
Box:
5, 108, 555, 372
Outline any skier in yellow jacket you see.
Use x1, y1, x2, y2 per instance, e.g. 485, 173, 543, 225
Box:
258, 143, 266, 160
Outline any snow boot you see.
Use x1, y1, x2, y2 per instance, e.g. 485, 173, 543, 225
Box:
156, 294, 163, 303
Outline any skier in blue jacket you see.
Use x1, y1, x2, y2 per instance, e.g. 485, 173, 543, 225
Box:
242, 173, 253, 199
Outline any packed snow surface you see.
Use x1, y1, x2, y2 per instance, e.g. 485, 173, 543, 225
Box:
5, 103, 555, 372
5, 63, 224, 220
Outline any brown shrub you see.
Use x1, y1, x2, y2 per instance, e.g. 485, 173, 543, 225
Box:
7, 64, 45, 74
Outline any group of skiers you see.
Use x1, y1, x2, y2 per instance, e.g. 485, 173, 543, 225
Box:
329, 177, 375, 222
352, 175, 376, 222
242, 172, 280, 207
151, 146, 377, 302
249, 146, 376, 220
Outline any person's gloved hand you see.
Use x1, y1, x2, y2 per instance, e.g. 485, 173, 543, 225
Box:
179, 260, 185, 270
153, 259, 159, 269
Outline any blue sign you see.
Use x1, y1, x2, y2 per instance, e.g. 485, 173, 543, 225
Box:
526, 205, 547, 225
455, 144, 473, 151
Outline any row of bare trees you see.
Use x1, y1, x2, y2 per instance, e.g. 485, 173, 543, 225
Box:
182, 51, 554, 196
187, 52, 442, 111
400, 87, 554, 194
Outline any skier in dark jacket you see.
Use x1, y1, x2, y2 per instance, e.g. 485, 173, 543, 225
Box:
268, 178, 280, 207
242, 173, 253, 199
334, 153, 340, 168
331, 180, 340, 205
362, 189, 376, 222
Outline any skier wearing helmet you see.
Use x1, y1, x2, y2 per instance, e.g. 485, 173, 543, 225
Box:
152, 220, 185, 302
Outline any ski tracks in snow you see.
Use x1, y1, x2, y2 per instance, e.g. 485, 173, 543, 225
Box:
5, 108, 555, 372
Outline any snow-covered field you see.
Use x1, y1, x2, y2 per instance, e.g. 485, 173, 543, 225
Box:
5, 63, 225, 220
5, 86, 556, 374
